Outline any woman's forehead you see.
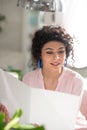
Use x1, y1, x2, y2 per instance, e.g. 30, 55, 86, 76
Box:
42, 41, 65, 50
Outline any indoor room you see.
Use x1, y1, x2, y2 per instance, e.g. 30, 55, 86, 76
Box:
0, 0, 87, 130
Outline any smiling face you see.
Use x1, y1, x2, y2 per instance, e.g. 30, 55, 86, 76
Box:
41, 41, 66, 72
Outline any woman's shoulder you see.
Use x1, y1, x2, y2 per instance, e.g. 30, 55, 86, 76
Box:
23, 68, 41, 81
64, 67, 84, 80
25, 68, 40, 75
22, 68, 42, 87
63, 67, 84, 95
63, 67, 84, 86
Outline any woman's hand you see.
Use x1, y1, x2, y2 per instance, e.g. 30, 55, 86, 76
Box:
0, 103, 10, 123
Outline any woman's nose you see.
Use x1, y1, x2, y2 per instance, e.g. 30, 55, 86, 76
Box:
53, 53, 59, 60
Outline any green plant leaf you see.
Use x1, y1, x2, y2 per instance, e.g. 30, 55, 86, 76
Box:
0, 13, 6, 33
12, 123, 35, 129
0, 26, 3, 32
4, 109, 22, 130
0, 112, 5, 130
11, 109, 22, 120
0, 109, 45, 130
0, 14, 6, 21
0, 112, 5, 122
13, 125, 45, 130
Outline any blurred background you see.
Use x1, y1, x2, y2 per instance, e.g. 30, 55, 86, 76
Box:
0, 0, 87, 80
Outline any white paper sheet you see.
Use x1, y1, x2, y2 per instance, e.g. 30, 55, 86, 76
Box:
0, 69, 80, 130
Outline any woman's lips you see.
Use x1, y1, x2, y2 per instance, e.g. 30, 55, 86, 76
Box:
51, 63, 60, 66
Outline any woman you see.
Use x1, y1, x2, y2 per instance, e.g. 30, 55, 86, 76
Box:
23, 25, 87, 130
23, 25, 83, 95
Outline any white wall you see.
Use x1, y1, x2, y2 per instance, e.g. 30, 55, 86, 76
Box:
0, 0, 42, 73
0, 0, 25, 72
0, 0, 23, 51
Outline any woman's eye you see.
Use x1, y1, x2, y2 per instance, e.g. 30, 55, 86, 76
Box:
58, 50, 65, 54
46, 51, 53, 54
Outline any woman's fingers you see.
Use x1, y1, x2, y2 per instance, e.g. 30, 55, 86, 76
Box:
0, 103, 10, 123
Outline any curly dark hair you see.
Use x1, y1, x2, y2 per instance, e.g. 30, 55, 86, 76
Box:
31, 25, 74, 65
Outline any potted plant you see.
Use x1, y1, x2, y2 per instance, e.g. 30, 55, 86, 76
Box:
0, 13, 6, 33
0, 109, 45, 130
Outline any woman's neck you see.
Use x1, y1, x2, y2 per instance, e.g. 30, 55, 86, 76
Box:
41, 67, 63, 90
42, 67, 63, 80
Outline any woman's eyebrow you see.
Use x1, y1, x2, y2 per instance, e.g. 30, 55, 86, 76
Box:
44, 47, 65, 51
58, 47, 65, 50
44, 48, 53, 50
